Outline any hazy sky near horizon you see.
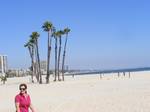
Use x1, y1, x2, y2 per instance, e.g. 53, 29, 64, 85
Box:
0, 0, 150, 70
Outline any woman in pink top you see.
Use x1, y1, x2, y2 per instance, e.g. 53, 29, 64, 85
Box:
15, 83, 35, 112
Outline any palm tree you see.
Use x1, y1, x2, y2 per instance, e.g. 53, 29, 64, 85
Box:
24, 40, 35, 83
30, 32, 42, 84
62, 28, 70, 81
57, 30, 64, 81
29, 38, 36, 82
52, 29, 58, 81
42, 21, 53, 83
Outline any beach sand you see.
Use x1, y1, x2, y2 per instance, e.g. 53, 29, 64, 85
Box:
0, 71, 150, 112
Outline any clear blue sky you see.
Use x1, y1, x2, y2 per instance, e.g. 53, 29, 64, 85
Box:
0, 0, 150, 70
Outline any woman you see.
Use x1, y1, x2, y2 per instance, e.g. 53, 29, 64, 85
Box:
15, 83, 35, 112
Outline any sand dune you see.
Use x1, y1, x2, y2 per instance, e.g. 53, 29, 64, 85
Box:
0, 71, 150, 112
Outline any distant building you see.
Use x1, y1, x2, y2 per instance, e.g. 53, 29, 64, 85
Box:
40, 61, 47, 74
65, 65, 69, 72
0, 55, 8, 76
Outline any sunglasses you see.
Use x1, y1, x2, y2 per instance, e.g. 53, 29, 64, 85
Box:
20, 88, 26, 91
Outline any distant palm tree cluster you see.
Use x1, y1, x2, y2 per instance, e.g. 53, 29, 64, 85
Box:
24, 21, 70, 84
0, 75, 7, 84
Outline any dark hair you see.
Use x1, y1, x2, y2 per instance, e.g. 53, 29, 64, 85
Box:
19, 83, 27, 89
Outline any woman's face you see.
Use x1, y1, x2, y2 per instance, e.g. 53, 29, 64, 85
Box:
20, 86, 26, 94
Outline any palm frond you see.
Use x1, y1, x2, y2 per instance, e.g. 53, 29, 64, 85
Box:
30, 32, 40, 40
42, 21, 53, 32
64, 27, 71, 34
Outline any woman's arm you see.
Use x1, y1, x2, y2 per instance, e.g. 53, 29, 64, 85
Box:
29, 103, 35, 112
15, 103, 20, 112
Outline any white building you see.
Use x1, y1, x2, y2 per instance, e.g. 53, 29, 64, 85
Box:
40, 61, 47, 74
40, 61, 47, 71
0, 55, 8, 76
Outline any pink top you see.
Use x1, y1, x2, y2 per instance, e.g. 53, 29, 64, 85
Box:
15, 93, 31, 112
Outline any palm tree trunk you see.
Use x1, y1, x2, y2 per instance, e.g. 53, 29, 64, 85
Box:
31, 46, 34, 83
36, 39, 42, 84
54, 37, 57, 81
46, 31, 52, 83
46, 31, 50, 83
28, 46, 34, 83
118, 72, 120, 77
62, 34, 68, 81
129, 72, 130, 78
57, 36, 62, 81
35, 45, 39, 82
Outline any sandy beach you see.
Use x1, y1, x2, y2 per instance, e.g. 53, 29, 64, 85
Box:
0, 71, 150, 112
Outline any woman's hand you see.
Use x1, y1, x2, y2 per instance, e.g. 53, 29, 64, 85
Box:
29, 103, 36, 112
15, 103, 20, 112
